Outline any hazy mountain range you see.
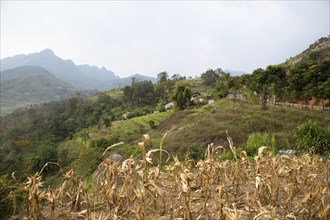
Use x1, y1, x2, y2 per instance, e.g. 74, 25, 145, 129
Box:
0, 49, 157, 90
224, 69, 246, 76
0, 49, 157, 114
0, 66, 83, 114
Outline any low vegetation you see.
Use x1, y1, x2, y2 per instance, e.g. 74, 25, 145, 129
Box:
1, 134, 329, 219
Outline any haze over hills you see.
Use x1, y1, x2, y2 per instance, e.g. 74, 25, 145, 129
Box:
0, 66, 83, 114
224, 69, 246, 76
0, 49, 157, 114
0, 49, 156, 90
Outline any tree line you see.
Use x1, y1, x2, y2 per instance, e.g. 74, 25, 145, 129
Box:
200, 58, 330, 108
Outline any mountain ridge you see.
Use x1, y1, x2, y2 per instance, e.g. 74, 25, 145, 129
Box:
0, 66, 83, 115
1, 49, 156, 90
282, 36, 330, 67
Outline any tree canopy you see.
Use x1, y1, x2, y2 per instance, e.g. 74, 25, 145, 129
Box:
171, 83, 192, 110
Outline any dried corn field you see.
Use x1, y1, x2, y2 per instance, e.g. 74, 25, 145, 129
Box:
9, 134, 330, 220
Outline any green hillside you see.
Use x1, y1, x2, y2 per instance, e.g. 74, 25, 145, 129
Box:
84, 99, 330, 161
0, 66, 77, 115
283, 36, 330, 67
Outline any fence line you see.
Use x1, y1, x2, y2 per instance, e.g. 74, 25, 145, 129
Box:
228, 94, 330, 111
267, 102, 330, 111
268, 101, 330, 111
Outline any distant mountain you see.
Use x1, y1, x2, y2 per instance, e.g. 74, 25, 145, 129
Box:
0, 66, 81, 114
224, 69, 246, 76
1, 49, 93, 89
99, 73, 158, 90
1, 49, 156, 90
283, 36, 330, 67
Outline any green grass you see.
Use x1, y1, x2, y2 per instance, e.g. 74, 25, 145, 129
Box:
81, 98, 330, 162
159, 99, 330, 157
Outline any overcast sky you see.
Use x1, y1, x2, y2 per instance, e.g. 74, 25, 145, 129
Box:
1, 1, 329, 77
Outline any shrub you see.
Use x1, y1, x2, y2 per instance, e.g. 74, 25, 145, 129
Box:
242, 132, 276, 156
295, 120, 330, 154
73, 148, 101, 176
148, 120, 156, 129
120, 145, 140, 158
57, 140, 85, 168
187, 145, 205, 160
156, 99, 166, 112
219, 150, 234, 161
0, 175, 15, 219
89, 138, 111, 149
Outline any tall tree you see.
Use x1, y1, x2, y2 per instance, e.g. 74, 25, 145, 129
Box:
250, 66, 287, 106
201, 69, 219, 86
157, 71, 169, 83
172, 83, 192, 110
215, 71, 231, 98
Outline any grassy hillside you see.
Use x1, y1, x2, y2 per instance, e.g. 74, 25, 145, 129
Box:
82, 98, 330, 163
283, 36, 330, 67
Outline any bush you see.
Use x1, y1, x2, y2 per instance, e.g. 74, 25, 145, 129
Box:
295, 120, 330, 154
0, 174, 15, 219
73, 148, 101, 176
219, 150, 234, 161
148, 120, 156, 129
120, 145, 140, 158
187, 145, 205, 160
89, 138, 111, 149
57, 140, 85, 168
156, 99, 166, 112
242, 132, 276, 156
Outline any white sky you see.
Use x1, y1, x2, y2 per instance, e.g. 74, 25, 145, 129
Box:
1, 1, 329, 77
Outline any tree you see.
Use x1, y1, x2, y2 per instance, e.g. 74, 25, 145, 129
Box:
215, 71, 231, 98
264, 65, 287, 102
250, 66, 287, 107
307, 59, 330, 104
157, 71, 169, 83
171, 83, 192, 110
155, 79, 175, 102
288, 64, 311, 103
288, 59, 330, 106
123, 81, 156, 106
171, 73, 185, 81
201, 69, 219, 86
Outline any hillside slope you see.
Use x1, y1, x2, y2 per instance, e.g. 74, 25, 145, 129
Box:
0, 66, 77, 114
283, 36, 330, 66
86, 99, 330, 162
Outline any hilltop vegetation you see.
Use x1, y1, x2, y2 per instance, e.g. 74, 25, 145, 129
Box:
283, 36, 330, 66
